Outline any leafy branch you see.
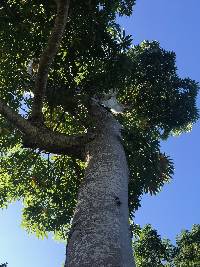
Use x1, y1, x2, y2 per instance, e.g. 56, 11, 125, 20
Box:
31, 0, 70, 123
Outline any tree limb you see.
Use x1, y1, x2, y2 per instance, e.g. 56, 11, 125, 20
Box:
31, 0, 70, 122
0, 99, 93, 158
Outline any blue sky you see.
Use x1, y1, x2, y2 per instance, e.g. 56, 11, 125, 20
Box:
1, 0, 200, 266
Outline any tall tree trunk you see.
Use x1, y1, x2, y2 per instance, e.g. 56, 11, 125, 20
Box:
65, 105, 135, 267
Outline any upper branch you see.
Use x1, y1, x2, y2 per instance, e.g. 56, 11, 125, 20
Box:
0, 99, 92, 158
31, 0, 70, 122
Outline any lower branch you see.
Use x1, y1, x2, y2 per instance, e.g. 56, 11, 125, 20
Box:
22, 130, 87, 158
0, 99, 93, 158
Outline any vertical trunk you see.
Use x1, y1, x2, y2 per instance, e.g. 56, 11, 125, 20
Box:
65, 106, 135, 267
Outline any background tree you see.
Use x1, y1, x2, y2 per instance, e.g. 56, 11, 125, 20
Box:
0, 0, 199, 266
132, 224, 175, 266
132, 224, 200, 267
173, 224, 200, 266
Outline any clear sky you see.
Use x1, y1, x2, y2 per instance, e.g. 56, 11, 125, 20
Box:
1, 0, 200, 266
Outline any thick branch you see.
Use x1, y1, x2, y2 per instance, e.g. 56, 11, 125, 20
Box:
22, 130, 86, 158
0, 99, 38, 136
31, 0, 70, 122
0, 99, 92, 158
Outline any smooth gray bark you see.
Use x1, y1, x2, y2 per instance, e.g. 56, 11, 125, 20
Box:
65, 106, 135, 266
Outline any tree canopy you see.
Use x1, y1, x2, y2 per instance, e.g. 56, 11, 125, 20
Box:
0, 0, 199, 241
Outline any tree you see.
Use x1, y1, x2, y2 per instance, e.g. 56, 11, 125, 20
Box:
132, 224, 174, 267
132, 224, 200, 267
0, 0, 199, 266
174, 224, 200, 267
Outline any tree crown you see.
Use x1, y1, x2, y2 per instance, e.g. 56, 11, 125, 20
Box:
0, 0, 198, 238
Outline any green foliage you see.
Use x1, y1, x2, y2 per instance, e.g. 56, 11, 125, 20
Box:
0, 263, 8, 267
132, 224, 200, 267
0, 1, 198, 239
174, 224, 200, 266
0, 144, 84, 238
133, 224, 175, 267
120, 41, 199, 137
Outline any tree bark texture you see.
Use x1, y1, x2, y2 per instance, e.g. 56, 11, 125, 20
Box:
65, 106, 135, 266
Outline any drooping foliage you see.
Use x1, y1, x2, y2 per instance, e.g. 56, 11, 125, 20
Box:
0, 0, 199, 238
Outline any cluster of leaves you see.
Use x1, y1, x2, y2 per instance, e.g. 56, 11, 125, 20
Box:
122, 123, 174, 212
0, 263, 8, 267
0, 1, 199, 239
174, 224, 200, 266
132, 224, 200, 267
132, 224, 174, 266
120, 41, 199, 137
0, 142, 85, 238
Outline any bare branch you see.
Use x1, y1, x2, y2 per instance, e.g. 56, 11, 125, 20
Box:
0, 99, 93, 158
31, 0, 70, 122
